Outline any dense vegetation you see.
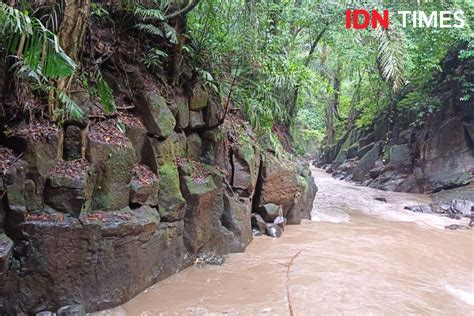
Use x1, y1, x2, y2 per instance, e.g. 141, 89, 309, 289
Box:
0, 0, 472, 155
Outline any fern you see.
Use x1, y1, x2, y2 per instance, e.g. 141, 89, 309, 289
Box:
136, 23, 164, 37
134, 7, 165, 20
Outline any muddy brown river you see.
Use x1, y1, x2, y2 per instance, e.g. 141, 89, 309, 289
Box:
96, 168, 473, 315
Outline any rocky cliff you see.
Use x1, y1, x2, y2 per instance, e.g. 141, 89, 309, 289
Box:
319, 49, 473, 194
0, 69, 317, 314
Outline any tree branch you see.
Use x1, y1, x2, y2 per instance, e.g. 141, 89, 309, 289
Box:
304, 27, 327, 67
164, 0, 201, 20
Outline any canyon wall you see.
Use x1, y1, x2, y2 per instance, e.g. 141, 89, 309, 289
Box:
319, 50, 473, 193
0, 68, 316, 314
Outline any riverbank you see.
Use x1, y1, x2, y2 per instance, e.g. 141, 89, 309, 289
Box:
97, 168, 473, 315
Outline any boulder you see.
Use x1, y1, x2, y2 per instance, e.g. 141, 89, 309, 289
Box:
6, 125, 62, 178
57, 304, 86, 316
87, 134, 135, 211
258, 203, 282, 222
398, 128, 413, 144
451, 199, 473, 217
231, 140, 260, 195
186, 133, 202, 161
124, 118, 147, 163
44, 159, 92, 218
273, 215, 287, 230
0, 207, 190, 314
287, 172, 318, 224
158, 163, 186, 222
388, 144, 412, 166
357, 142, 375, 159
178, 160, 218, 255
346, 142, 360, 159
189, 85, 208, 111
189, 110, 205, 129
404, 205, 432, 213
418, 115, 474, 192
359, 132, 375, 148
169, 131, 187, 158
204, 99, 220, 127
258, 155, 299, 216
264, 223, 282, 238
149, 137, 177, 166
219, 191, 253, 253
374, 119, 388, 141
170, 96, 190, 129
251, 213, 266, 234
129, 164, 159, 206
63, 125, 82, 160
444, 224, 470, 230
136, 92, 176, 138
352, 142, 382, 181
0, 233, 13, 277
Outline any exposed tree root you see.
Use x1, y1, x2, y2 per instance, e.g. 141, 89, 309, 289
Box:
285, 250, 303, 316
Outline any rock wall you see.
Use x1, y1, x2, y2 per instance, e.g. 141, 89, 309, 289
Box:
0, 69, 317, 313
319, 50, 473, 194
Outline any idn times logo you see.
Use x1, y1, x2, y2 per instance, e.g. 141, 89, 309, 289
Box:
345, 6, 466, 29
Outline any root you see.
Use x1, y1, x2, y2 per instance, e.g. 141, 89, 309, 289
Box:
285, 250, 302, 316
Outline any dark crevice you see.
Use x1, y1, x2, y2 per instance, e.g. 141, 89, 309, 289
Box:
432, 181, 472, 193
251, 155, 264, 212
228, 148, 235, 187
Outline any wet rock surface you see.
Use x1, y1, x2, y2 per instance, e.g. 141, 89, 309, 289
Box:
0, 85, 317, 314
404, 199, 474, 227
317, 54, 473, 195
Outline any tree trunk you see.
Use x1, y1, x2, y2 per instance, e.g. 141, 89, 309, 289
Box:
58, 0, 91, 61
52, 0, 91, 118
168, 17, 186, 86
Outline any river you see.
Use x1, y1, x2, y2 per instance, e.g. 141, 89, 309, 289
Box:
96, 167, 473, 315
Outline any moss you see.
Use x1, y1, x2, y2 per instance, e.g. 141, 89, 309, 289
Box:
189, 86, 208, 110
158, 162, 186, 220
383, 146, 391, 163
183, 175, 216, 196
149, 94, 176, 138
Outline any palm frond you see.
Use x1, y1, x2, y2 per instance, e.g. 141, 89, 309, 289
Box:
374, 26, 405, 91
58, 90, 84, 119
95, 69, 116, 113
0, 3, 76, 78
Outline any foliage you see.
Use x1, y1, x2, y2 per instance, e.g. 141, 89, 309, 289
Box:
0, 3, 76, 78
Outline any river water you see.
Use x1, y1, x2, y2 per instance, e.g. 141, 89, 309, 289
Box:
96, 167, 473, 315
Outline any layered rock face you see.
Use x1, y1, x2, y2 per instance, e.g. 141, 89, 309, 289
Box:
0, 72, 316, 313
320, 51, 473, 194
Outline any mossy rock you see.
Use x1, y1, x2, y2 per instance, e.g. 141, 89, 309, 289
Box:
347, 141, 360, 159
158, 163, 186, 221
186, 133, 202, 161
149, 137, 178, 165
182, 175, 216, 196
388, 144, 412, 166
169, 132, 187, 158
202, 128, 223, 142
170, 96, 190, 129
88, 141, 136, 211
189, 85, 208, 111
189, 110, 205, 129
138, 92, 176, 138
0, 233, 13, 274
